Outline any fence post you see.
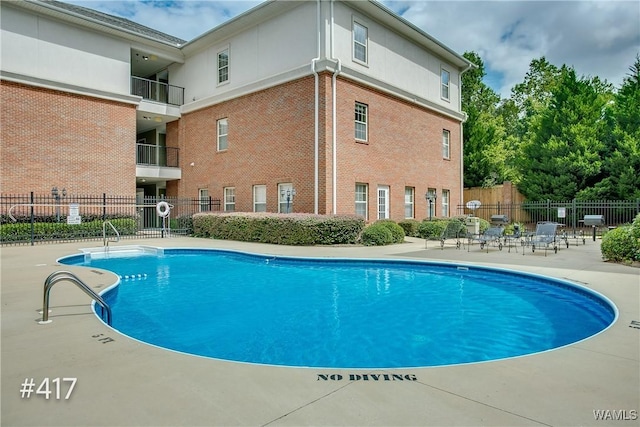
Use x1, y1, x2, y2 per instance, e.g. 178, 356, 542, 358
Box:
102, 193, 107, 221
546, 199, 550, 222
30, 192, 35, 246
572, 198, 576, 234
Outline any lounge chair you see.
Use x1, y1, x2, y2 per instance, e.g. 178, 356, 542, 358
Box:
468, 226, 504, 252
437, 220, 464, 250
526, 222, 560, 256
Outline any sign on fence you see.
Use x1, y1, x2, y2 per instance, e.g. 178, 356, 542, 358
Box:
66, 203, 82, 225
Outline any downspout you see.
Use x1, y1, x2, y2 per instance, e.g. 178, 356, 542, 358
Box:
459, 62, 473, 208
330, 0, 341, 215
311, 0, 321, 214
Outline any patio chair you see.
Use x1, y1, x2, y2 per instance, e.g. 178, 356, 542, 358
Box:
468, 226, 504, 252
437, 220, 464, 250
526, 222, 560, 256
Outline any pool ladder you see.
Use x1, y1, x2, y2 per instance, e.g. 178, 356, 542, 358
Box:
40, 271, 112, 326
103, 220, 120, 248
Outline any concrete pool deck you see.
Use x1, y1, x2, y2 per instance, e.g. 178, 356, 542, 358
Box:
1, 236, 638, 426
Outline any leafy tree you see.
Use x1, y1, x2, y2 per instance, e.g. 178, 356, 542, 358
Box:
517, 66, 614, 200
578, 56, 640, 199
461, 51, 512, 187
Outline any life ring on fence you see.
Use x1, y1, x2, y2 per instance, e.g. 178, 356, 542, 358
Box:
156, 201, 171, 218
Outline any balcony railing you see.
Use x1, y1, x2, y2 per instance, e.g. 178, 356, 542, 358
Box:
136, 144, 179, 167
131, 76, 184, 106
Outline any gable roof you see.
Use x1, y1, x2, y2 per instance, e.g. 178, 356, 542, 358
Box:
32, 0, 186, 46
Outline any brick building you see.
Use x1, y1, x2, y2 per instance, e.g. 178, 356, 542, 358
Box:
1, 0, 473, 221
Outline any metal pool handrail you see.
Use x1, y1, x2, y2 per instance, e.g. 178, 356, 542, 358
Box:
103, 220, 120, 247
40, 270, 112, 326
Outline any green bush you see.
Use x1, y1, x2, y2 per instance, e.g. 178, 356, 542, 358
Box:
193, 213, 365, 246
0, 218, 137, 243
375, 220, 405, 243
417, 219, 448, 239
170, 215, 194, 235
601, 213, 640, 263
360, 223, 394, 246
398, 219, 420, 237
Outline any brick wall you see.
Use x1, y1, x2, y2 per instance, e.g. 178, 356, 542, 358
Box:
170, 76, 318, 213
1, 81, 136, 195
168, 73, 462, 221
334, 77, 462, 221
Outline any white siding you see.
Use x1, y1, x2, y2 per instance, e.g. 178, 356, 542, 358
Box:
1, 5, 130, 95
174, 2, 317, 104
332, 2, 461, 112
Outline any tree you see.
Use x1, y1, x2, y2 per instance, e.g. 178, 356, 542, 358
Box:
517, 66, 615, 200
578, 56, 640, 199
461, 51, 512, 187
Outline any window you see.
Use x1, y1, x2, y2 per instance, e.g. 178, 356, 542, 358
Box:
404, 187, 414, 219
442, 129, 450, 159
218, 48, 229, 84
217, 118, 228, 151
355, 102, 368, 141
442, 189, 450, 217
224, 187, 235, 211
199, 189, 209, 212
355, 183, 368, 219
353, 21, 368, 63
427, 188, 436, 219
278, 183, 295, 213
441, 68, 450, 101
377, 185, 389, 220
253, 185, 266, 212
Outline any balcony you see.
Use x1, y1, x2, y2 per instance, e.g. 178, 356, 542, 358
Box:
137, 144, 179, 167
131, 76, 184, 106
136, 143, 181, 182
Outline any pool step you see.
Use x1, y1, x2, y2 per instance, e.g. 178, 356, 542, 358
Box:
80, 245, 163, 260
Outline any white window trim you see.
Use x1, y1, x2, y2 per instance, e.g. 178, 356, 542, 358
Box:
224, 187, 235, 212
442, 129, 450, 159
355, 102, 368, 142
377, 185, 389, 220
442, 189, 450, 218
352, 19, 368, 65
404, 187, 414, 219
217, 46, 230, 86
441, 67, 450, 101
199, 189, 209, 212
278, 183, 295, 213
253, 185, 267, 212
217, 118, 228, 151
355, 183, 368, 220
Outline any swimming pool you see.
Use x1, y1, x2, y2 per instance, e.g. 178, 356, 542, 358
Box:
61, 248, 616, 368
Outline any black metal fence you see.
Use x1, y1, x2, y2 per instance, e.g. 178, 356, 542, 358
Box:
0, 193, 220, 246
457, 199, 640, 233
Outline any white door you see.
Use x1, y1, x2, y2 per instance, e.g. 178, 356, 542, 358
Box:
377, 185, 389, 220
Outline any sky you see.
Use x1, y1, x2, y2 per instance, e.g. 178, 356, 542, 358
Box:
67, 0, 640, 98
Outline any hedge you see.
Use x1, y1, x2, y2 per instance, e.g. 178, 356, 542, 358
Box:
601, 213, 640, 263
374, 220, 405, 243
398, 219, 420, 237
361, 223, 394, 246
193, 212, 365, 245
0, 218, 137, 243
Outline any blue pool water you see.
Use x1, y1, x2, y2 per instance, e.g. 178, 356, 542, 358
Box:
61, 249, 616, 368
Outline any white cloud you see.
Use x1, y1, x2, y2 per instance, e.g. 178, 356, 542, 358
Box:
387, 1, 640, 97
68, 0, 640, 98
